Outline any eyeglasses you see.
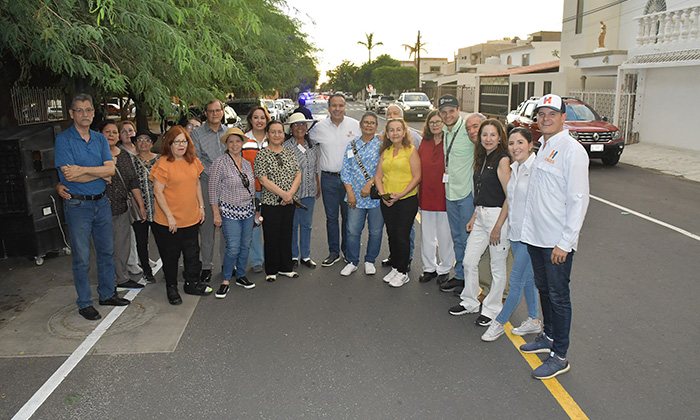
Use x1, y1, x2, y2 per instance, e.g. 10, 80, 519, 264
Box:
72, 108, 94, 115
206, 109, 223, 114
361, 121, 377, 126
429, 120, 444, 126
173, 140, 188, 145
136, 138, 153, 143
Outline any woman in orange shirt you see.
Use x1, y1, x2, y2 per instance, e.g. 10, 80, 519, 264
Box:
150, 126, 212, 305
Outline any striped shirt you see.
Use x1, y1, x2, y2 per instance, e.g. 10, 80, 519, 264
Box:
208, 153, 255, 220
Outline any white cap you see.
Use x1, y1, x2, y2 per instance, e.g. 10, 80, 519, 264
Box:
534, 94, 566, 114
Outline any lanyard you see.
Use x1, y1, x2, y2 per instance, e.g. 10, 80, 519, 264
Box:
444, 118, 463, 170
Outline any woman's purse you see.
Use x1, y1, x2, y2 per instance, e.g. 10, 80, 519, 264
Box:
115, 166, 144, 223
351, 140, 381, 200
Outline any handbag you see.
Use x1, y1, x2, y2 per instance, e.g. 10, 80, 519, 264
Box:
351, 139, 381, 200
115, 166, 144, 223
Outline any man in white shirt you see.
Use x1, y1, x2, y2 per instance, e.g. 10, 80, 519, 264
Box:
309, 93, 361, 266
518, 94, 589, 380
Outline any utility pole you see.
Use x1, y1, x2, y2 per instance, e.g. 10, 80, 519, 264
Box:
416, 31, 421, 90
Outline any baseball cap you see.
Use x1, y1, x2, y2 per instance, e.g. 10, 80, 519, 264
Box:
534, 94, 566, 114
438, 94, 459, 109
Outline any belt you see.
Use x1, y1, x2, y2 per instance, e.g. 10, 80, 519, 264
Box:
70, 192, 105, 201
322, 171, 341, 177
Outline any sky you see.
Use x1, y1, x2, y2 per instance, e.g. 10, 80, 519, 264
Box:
283, 0, 565, 85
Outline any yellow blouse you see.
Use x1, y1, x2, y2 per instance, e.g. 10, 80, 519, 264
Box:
381, 144, 417, 199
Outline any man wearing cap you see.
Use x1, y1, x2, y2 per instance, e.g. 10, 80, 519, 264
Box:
518, 94, 589, 380
308, 93, 361, 267
436, 95, 477, 294
191, 99, 228, 282
54, 93, 130, 321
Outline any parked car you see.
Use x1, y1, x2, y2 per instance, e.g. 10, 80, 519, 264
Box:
506, 96, 625, 166
395, 92, 433, 121
264, 99, 280, 121
226, 98, 264, 127
281, 98, 295, 114
223, 105, 241, 128
365, 94, 381, 110
275, 99, 288, 122
375, 96, 395, 114
307, 99, 328, 122
344, 92, 355, 101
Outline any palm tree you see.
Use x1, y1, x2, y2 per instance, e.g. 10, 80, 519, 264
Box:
358, 32, 383, 63
402, 31, 428, 89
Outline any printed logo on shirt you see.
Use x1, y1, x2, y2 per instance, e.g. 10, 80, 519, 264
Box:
545, 150, 558, 164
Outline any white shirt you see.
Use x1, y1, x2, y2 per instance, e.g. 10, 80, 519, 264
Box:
520, 129, 590, 252
308, 116, 361, 172
507, 153, 536, 242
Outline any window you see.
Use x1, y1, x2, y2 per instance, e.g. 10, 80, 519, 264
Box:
527, 82, 535, 98
522, 54, 530, 66
575, 0, 584, 34
430, 66, 440, 72
543, 81, 552, 95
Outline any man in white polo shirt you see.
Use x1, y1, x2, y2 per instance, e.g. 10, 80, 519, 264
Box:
518, 94, 589, 380
309, 93, 361, 266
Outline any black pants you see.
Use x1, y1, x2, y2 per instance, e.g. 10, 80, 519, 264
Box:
132, 221, 153, 276
381, 195, 418, 274
152, 223, 202, 287
261, 204, 295, 275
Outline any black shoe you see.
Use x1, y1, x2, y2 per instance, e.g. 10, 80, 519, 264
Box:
406, 259, 412, 272
144, 273, 156, 284
167, 285, 182, 305
183, 281, 213, 296
292, 259, 299, 269
200, 269, 212, 283
116, 279, 145, 290
449, 304, 477, 316
215, 283, 230, 299
440, 278, 464, 293
235, 276, 255, 289
78, 305, 101, 320
419, 271, 438, 283
381, 257, 392, 267
322, 253, 341, 267
436, 273, 449, 285
99, 294, 131, 306
301, 258, 317, 268
475, 315, 492, 327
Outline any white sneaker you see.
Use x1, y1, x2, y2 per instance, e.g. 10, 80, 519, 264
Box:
511, 318, 543, 336
127, 264, 143, 275
388, 272, 410, 288
481, 321, 505, 342
383, 268, 399, 283
364, 262, 376, 275
340, 263, 357, 276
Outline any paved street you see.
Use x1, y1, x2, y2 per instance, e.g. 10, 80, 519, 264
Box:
1, 105, 699, 419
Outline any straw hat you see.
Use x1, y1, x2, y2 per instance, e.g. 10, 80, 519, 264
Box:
285, 112, 314, 134
221, 126, 249, 144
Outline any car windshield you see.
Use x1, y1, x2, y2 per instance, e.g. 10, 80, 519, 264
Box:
565, 103, 600, 121
264, 100, 275, 110
307, 101, 328, 116
379, 96, 394, 102
404, 94, 428, 102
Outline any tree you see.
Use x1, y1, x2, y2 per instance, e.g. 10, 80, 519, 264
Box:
372, 66, 416, 95
402, 31, 428, 89
355, 54, 401, 90
326, 60, 359, 93
357, 32, 383, 63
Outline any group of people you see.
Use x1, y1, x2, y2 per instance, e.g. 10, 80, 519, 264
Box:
55, 91, 588, 380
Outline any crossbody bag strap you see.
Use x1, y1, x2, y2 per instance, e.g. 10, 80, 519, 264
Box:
351, 140, 372, 182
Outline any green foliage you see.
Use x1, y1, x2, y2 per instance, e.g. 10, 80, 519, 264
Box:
325, 60, 359, 93
372, 66, 416, 95
357, 32, 383, 63
355, 54, 400, 89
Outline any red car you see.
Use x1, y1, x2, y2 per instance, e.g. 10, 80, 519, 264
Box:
506, 96, 625, 166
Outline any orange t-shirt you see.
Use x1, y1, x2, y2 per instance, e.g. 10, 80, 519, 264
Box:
150, 157, 204, 228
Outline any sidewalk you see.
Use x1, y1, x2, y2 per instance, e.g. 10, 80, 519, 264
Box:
620, 142, 700, 183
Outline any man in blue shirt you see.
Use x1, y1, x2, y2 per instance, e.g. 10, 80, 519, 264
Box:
54, 93, 130, 320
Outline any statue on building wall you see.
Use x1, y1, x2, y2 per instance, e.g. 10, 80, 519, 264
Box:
598, 21, 607, 49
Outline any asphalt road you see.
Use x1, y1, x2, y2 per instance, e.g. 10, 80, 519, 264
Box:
1, 105, 699, 419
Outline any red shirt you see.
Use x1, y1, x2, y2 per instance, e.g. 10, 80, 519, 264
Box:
418, 138, 447, 211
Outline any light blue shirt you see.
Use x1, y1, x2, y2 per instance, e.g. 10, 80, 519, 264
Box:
341, 135, 382, 209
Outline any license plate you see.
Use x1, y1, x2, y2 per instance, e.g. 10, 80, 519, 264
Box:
591, 144, 604, 152
417, 114, 423, 118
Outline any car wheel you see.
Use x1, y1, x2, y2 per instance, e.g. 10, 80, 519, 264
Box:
601, 154, 620, 166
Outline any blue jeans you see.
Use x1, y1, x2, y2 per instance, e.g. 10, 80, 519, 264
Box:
249, 191, 264, 267
527, 244, 574, 358
496, 241, 539, 325
445, 194, 474, 280
321, 172, 348, 256
221, 216, 254, 280
346, 206, 384, 266
64, 196, 115, 309
292, 197, 316, 260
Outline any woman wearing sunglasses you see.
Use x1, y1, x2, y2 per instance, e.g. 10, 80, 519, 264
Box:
209, 127, 257, 299
254, 120, 301, 282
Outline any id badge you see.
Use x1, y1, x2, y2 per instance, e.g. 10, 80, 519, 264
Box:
442, 173, 449, 183
297, 143, 306, 153
347, 150, 354, 159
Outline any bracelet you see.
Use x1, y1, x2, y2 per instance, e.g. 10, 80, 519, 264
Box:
199, 205, 204, 209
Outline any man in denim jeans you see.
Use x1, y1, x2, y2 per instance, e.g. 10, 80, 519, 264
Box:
518, 94, 589, 379
54, 93, 130, 321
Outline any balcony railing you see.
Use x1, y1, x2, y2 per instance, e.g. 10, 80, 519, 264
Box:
636, 5, 700, 47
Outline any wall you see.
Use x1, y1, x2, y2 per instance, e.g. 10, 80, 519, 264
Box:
561, 0, 624, 67
638, 66, 700, 151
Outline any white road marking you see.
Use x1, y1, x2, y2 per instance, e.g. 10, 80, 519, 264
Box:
591, 194, 700, 242
12, 259, 163, 420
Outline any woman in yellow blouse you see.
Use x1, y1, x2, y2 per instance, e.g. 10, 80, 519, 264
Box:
374, 118, 421, 287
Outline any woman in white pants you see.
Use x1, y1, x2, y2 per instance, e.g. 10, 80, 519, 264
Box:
417, 110, 454, 284
448, 119, 511, 327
